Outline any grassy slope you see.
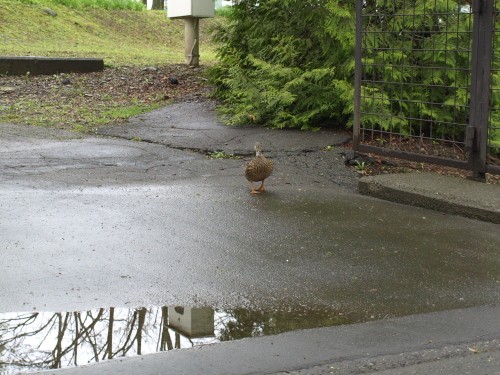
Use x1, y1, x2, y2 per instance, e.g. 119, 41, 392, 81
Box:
0, 1, 219, 131
0, 0, 217, 66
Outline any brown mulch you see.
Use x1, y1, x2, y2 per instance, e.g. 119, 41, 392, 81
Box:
0, 64, 210, 128
1, 64, 208, 103
343, 142, 500, 185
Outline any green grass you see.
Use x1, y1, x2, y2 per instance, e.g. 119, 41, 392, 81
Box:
13, 0, 145, 10
0, 0, 217, 66
0, 95, 163, 132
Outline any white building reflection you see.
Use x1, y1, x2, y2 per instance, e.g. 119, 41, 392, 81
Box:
0, 305, 347, 374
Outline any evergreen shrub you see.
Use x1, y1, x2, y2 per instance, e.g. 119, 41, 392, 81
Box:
209, 0, 355, 130
209, 0, 499, 155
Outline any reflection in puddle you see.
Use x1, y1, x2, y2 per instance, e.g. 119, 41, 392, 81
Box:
0, 305, 349, 374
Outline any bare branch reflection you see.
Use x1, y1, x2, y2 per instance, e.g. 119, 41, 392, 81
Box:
0, 305, 347, 374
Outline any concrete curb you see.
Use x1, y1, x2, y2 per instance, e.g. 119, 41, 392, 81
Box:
359, 172, 500, 224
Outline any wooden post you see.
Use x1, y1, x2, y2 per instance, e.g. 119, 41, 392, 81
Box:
184, 17, 200, 67
468, 0, 494, 181
353, 0, 363, 150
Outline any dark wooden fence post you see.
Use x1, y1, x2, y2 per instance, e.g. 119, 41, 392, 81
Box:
353, 0, 363, 151
468, 0, 494, 180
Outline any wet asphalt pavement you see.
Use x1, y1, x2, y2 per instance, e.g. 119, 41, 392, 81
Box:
1, 99, 500, 374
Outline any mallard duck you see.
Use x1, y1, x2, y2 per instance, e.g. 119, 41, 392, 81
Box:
245, 142, 273, 194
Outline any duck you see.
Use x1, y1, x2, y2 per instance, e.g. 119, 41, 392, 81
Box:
245, 142, 274, 194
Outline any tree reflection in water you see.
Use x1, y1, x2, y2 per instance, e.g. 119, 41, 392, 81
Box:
0, 305, 348, 374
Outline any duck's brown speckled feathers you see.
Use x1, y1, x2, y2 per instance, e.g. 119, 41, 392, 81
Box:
245, 142, 273, 194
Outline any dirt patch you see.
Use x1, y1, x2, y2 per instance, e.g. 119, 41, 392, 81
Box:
0, 64, 209, 130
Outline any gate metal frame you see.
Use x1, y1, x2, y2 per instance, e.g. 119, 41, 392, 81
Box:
353, 0, 499, 180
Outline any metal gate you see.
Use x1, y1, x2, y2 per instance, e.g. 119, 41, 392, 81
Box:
353, 0, 499, 180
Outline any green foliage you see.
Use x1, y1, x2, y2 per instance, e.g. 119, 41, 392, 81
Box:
209, 0, 499, 153
354, 160, 366, 172
360, 0, 474, 139
490, 31, 500, 155
359, 0, 500, 155
209, 0, 355, 130
208, 151, 240, 159
214, 6, 234, 17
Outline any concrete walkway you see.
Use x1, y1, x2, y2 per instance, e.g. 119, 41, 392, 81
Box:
1, 99, 499, 374
97, 99, 500, 224
95, 99, 352, 157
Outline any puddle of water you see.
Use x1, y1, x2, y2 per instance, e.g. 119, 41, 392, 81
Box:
0, 305, 352, 374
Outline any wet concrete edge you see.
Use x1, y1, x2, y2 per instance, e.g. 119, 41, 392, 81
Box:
359, 174, 500, 224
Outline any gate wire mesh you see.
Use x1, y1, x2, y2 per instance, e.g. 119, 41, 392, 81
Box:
355, 0, 500, 174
